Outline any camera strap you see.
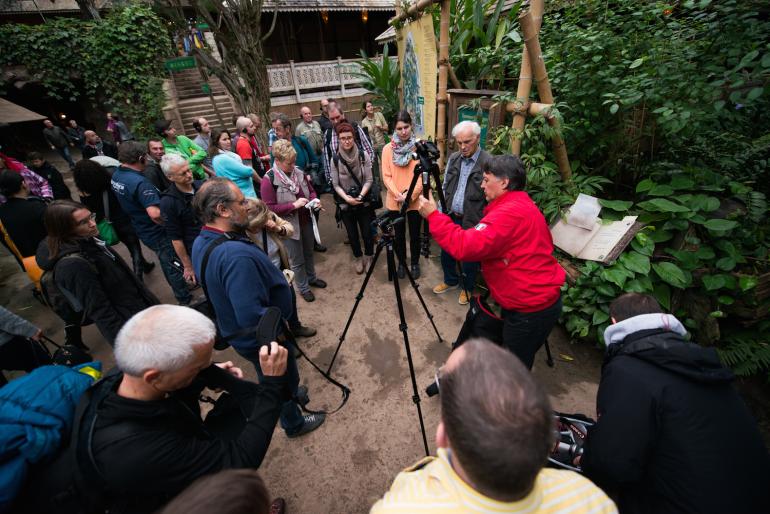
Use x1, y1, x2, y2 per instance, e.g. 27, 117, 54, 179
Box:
219, 323, 350, 415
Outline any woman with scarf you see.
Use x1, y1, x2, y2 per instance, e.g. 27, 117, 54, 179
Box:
381, 110, 423, 279
330, 122, 374, 275
244, 198, 315, 338
261, 139, 326, 303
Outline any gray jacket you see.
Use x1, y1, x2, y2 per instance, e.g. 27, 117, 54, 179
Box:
442, 149, 493, 228
0, 306, 39, 347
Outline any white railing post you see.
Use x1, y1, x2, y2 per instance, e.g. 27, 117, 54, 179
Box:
289, 60, 301, 102
337, 56, 346, 96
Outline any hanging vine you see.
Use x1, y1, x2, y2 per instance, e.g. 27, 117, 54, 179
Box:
0, 4, 172, 137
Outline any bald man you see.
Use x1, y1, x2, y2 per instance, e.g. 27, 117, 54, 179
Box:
295, 106, 323, 156
81, 130, 118, 159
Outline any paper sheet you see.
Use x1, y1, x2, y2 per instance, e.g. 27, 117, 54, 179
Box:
577, 216, 638, 261
565, 193, 601, 230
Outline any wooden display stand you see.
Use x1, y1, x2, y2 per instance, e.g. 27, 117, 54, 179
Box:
447, 89, 506, 151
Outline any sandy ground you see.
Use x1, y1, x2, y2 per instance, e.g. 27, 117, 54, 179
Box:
1, 150, 606, 513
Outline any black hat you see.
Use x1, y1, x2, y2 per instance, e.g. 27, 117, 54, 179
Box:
154, 119, 172, 135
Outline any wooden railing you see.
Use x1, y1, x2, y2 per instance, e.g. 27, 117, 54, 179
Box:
266, 56, 398, 100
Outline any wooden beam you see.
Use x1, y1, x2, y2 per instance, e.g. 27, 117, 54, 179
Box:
520, 9, 572, 181
510, 0, 543, 156
390, 0, 441, 26
436, 0, 451, 168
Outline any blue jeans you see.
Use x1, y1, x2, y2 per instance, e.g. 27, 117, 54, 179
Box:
144, 237, 192, 304
502, 296, 562, 369
55, 145, 75, 168
441, 215, 479, 291
240, 343, 304, 434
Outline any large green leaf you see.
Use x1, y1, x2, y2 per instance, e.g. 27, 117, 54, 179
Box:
599, 199, 633, 211
601, 268, 629, 288
637, 198, 691, 213
703, 219, 739, 231
652, 262, 691, 288
619, 251, 651, 274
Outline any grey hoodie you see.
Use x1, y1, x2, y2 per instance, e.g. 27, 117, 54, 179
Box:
603, 313, 686, 347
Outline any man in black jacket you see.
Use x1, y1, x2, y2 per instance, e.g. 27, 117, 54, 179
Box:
83, 305, 289, 514
159, 153, 202, 285
27, 152, 72, 200
81, 130, 118, 160
42, 119, 75, 169
433, 121, 493, 306
580, 293, 770, 514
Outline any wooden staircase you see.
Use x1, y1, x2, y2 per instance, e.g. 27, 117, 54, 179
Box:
170, 69, 237, 136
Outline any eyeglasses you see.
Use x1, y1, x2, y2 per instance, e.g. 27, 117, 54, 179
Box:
339, 136, 354, 142
77, 213, 96, 226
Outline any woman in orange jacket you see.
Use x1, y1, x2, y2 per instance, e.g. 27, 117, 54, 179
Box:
381, 110, 423, 279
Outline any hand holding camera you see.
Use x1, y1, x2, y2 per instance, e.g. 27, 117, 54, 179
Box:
293, 197, 309, 209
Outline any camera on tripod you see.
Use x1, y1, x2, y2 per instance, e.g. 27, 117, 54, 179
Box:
372, 210, 403, 234
411, 140, 441, 176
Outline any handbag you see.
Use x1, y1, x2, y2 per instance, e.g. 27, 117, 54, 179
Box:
36, 334, 93, 367
97, 191, 120, 246
453, 294, 504, 350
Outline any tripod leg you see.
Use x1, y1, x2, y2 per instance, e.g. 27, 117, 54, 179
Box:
544, 339, 555, 367
388, 244, 431, 457
401, 265, 444, 344
326, 241, 385, 375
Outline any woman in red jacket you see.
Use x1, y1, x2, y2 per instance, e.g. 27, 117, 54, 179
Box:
417, 155, 565, 368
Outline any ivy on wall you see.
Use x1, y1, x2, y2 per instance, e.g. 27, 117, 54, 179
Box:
0, 4, 172, 137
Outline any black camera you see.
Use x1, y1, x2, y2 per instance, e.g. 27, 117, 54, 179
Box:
372, 211, 403, 233
411, 140, 441, 175
346, 186, 361, 199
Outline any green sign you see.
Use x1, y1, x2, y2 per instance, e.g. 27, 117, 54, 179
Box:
164, 56, 196, 72
458, 107, 490, 149
201, 83, 211, 95
418, 96, 425, 105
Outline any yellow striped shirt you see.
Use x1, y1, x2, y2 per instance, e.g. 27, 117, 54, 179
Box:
371, 449, 617, 514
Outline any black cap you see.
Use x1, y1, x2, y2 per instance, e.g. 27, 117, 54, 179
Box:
154, 119, 172, 135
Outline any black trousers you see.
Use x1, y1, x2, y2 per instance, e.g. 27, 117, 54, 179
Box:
341, 207, 374, 257
0, 336, 53, 386
389, 210, 422, 266
501, 296, 562, 369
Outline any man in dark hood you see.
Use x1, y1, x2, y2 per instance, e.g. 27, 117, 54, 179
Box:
580, 293, 770, 514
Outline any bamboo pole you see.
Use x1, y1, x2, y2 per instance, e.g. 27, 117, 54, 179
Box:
436, 0, 450, 168
506, 101, 553, 117
390, 0, 441, 25
520, 10, 572, 181
510, 0, 543, 156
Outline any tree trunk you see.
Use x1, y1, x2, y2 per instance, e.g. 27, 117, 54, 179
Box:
168, 0, 277, 142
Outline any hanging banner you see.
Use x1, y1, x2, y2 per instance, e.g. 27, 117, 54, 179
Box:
397, 13, 437, 140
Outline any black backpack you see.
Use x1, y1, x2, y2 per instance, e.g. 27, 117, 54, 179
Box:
39, 254, 95, 326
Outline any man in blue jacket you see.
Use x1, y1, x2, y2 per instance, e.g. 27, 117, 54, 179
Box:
191, 177, 325, 438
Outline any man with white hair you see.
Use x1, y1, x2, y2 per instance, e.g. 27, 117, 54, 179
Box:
432, 120, 493, 305
74, 305, 291, 514
159, 153, 203, 285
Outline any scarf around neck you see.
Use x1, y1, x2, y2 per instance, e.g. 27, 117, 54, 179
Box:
338, 143, 362, 177
391, 133, 417, 167
272, 164, 301, 195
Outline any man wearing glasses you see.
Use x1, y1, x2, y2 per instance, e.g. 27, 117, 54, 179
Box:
191, 178, 325, 439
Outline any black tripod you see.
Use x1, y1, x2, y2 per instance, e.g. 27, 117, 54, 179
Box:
326, 218, 444, 457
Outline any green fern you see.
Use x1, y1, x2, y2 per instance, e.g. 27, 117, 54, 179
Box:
352, 45, 401, 125
718, 336, 770, 380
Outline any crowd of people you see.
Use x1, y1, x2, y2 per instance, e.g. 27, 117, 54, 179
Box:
0, 101, 768, 514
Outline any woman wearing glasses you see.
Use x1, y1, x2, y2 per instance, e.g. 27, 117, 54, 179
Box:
35, 200, 158, 346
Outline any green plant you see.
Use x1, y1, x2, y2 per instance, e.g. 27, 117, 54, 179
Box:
0, 4, 171, 137
446, 0, 522, 89
354, 45, 401, 125
718, 326, 770, 380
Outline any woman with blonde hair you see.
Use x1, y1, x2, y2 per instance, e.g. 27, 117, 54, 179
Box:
261, 139, 326, 302
245, 197, 315, 337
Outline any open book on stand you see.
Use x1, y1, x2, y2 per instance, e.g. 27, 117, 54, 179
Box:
550, 194, 643, 264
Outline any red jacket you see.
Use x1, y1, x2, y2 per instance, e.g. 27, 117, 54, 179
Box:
427, 190, 565, 312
